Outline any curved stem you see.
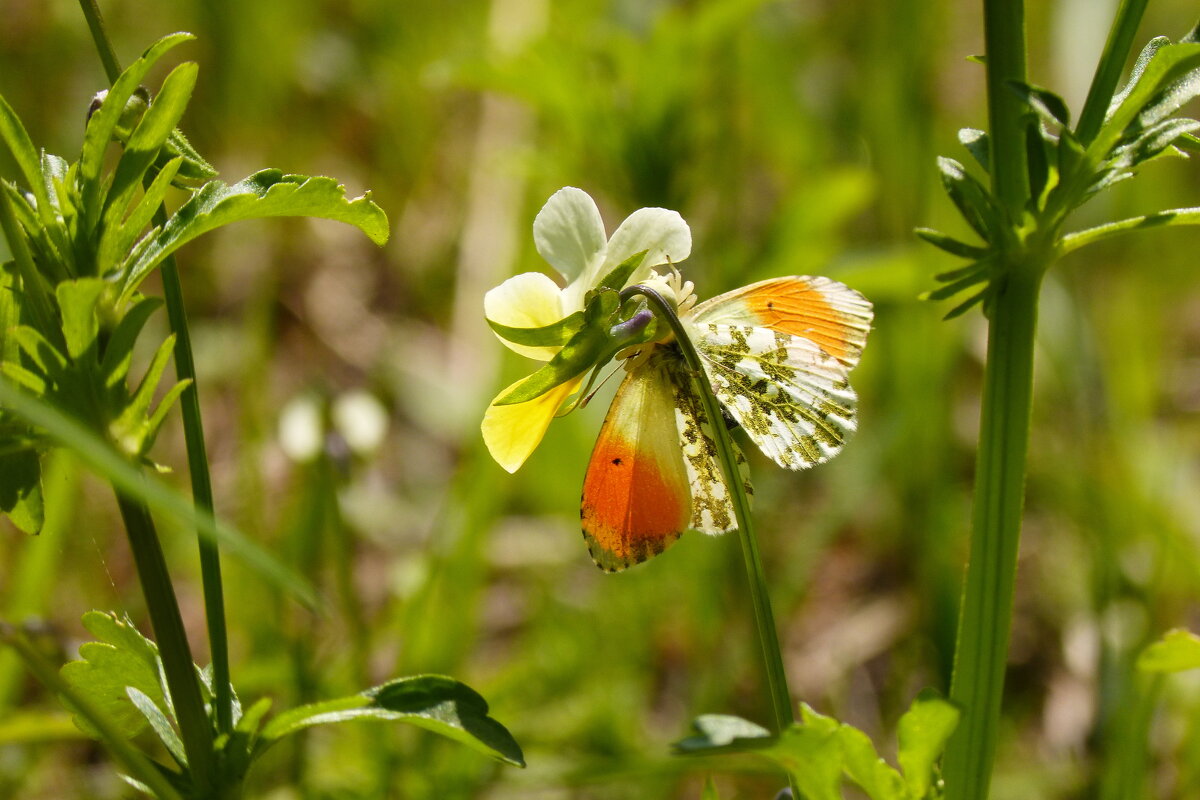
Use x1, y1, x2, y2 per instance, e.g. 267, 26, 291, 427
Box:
621, 287, 796, 732
1059, 207, 1200, 255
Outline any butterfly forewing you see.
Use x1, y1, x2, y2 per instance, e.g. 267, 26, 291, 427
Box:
690, 276, 873, 369
692, 324, 858, 470
581, 350, 691, 571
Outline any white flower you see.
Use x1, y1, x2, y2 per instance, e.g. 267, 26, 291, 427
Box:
482, 187, 692, 472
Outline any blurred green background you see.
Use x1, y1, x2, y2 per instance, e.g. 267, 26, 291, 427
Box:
2, 0, 1200, 797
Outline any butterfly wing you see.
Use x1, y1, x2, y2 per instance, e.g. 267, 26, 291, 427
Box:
581, 350, 692, 571
669, 363, 752, 535
691, 323, 858, 470
690, 276, 873, 369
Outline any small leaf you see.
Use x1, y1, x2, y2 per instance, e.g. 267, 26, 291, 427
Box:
936, 157, 999, 241
120, 169, 390, 300
674, 714, 774, 753
957, 128, 990, 172
765, 707, 843, 800
259, 674, 525, 767
1137, 629, 1200, 673
897, 689, 960, 799
702, 776, 721, 800
99, 297, 163, 387
0, 93, 54, 227
914, 228, 988, 259
0, 447, 42, 533
127, 686, 186, 767
55, 279, 108, 362
1096, 40, 1200, 159
837, 724, 906, 800
60, 611, 170, 740
1008, 81, 1071, 126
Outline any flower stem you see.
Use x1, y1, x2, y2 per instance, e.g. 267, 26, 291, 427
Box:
76, 0, 235, 736
624, 286, 797, 787
114, 489, 215, 793
1074, 0, 1150, 147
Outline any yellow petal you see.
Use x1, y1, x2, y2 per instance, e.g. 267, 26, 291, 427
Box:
482, 375, 584, 473
484, 272, 566, 361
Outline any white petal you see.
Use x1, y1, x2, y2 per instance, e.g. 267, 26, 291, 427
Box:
484, 272, 566, 361
603, 207, 692, 285
533, 187, 607, 289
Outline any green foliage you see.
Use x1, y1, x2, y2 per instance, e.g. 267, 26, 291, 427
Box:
1137, 629, 1200, 674
676, 691, 960, 800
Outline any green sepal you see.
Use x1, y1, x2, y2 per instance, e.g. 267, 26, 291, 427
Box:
487, 310, 584, 347
1137, 628, 1200, 673
591, 249, 649, 294
495, 291, 656, 406
258, 674, 525, 767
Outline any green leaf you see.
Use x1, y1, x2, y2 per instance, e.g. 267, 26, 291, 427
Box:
674, 714, 774, 753
767, 706, 844, 800
161, 128, 217, 186
936, 157, 1000, 242
702, 776, 720, 800
1096, 40, 1200, 159
837, 723, 906, 800
79, 33, 195, 229
119, 169, 390, 300
1117, 117, 1200, 168
101, 62, 199, 244
957, 128, 990, 172
897, 689, 960, 798
55, 279, 107, 362
259, 674, 525, 767
99, 297, 162, 388
487, 310, 585, 347
1008, 81, 1071, 126
1137, 629, 1200, 673
0, 447, 42, 534
59, 611, 170, 740
0, 94, 54, 228
593, 249, 649, 293
98, 159, 182, 278
127, 686, 186, 767
914, 228, 989, 258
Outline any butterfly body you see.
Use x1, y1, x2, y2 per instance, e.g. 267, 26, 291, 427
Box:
580, 276, 872, 571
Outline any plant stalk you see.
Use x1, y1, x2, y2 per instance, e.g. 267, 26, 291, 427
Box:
1075, 0, 1150, 146
115, 489, 215, 792
77, 0, 235, 736
624, 286, 797, 792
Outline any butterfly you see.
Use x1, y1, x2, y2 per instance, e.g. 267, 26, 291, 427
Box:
580, 276, 873, 571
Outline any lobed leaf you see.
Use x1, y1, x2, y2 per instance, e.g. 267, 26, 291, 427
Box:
259, 674, 525, 767
119, 169, 390, 300
837, 723, 906, 800
896, 689, 960, 798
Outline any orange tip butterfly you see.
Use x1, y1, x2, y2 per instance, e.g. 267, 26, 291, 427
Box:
580, 276, 873, 571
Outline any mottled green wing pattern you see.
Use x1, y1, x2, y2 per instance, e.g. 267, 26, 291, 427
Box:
665, 356, 753, 534
691, 323, 857, 470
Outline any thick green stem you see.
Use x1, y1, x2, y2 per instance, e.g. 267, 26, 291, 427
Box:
624, 286, 796, 758
114, 490, 215, 792
982, 0, 1029, 213
77, 0, 235, 736
943, 263, 1044, 800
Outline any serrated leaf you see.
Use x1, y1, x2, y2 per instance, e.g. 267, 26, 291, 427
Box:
79, 33, 195, 229
259, 674, 525, 767
837, 723, 906, 800
957, 128, 990, 172
897, 689, 960, 798
120, 169, 390, 300
1137, 629, 1200, 673
59, 611, 169, 740
936, 157, 999, 241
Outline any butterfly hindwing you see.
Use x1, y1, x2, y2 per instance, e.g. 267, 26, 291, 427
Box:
669, 364, 751, 535
581, 350, 691, 571
690, 276, 873, 369
691, 323, 858, 470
